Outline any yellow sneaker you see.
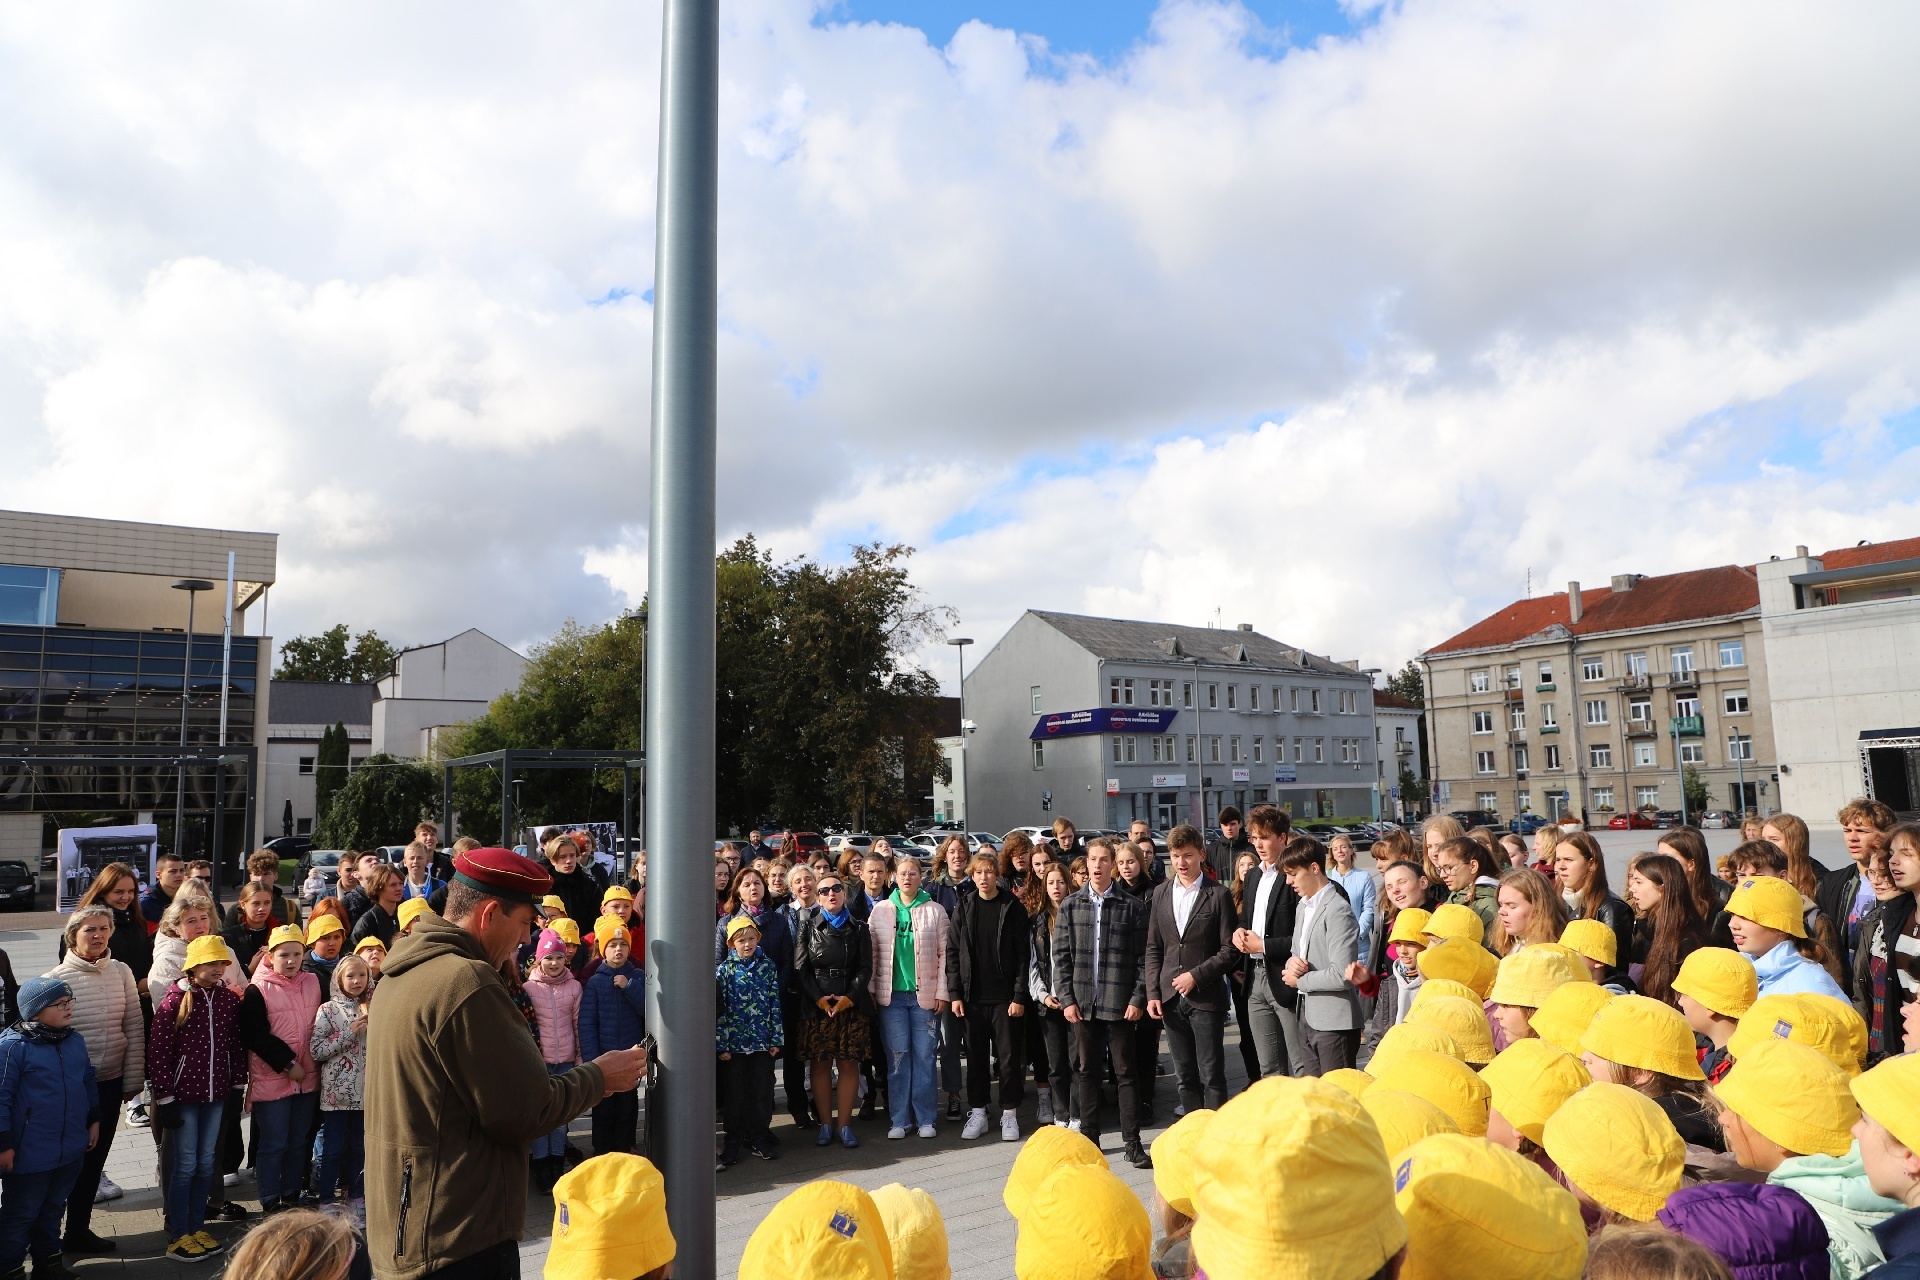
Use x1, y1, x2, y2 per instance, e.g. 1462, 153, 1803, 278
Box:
193, 1230, 224, 1253
167, 1233, 207, 1262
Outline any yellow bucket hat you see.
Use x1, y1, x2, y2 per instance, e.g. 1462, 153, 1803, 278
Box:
267, 923, 307, 952
397, 898, 433, 930
183, 935, 235, 971
550, 917, 582, 946
1368, 1023, 1465, 1077
1190, 1078, 1406, 1280
1579, 995, 1704, 1081
1319, 1068, 1375, 1100
871, 1184, 950, 1280
1389, 908, 1434, 947
1727, 994, 1859, 1075
1488, 947, 1577, 1010
740, 1180, 893, 1280
1411, 978, 1482, 1008
1392, 1133, 1588, 1280
1725, 876, 1806, 937
1528, 984, 1615, 1057
353, 935, 386, 956
1370, 1048, 1492, 1138
1407, 995, 1496, 1065
1527, 943, 1594, 983
1150, 1109, 1214, 1219
1361, 1089, 1458, 1160
1417, 938, 1497, 999
1670, 947, 1759, 1018
303, 915, 343, 946
594, 915, 631, 955
1479, 1040, 1591, 1145
1850, 1050, 1920, 1153
1716, 1037, 1859, 1159
1558, 919, 1617, 968
1014, 1163, 1152, 1280
1004, 1126, 1105, 1219
1807, 995, 1868, 1071
601, 884, 634, 905
1541, 1083, 1684, 1221
540, 894, 567, 913
546, 1154, 675, 1280
1425, 903, 1485, 947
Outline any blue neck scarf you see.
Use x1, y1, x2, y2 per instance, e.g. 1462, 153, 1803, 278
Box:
820, 904, 850, 929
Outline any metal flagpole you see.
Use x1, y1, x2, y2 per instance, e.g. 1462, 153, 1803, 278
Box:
643, 0, 719, 1272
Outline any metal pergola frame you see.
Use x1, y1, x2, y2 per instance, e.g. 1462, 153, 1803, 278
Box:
439, 749, 646, 867
0, 743, 259, 902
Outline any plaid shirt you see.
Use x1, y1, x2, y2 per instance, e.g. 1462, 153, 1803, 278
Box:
1051, 884, 1149, 1022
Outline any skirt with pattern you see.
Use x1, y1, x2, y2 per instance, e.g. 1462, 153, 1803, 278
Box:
798, 1006, 873, 1062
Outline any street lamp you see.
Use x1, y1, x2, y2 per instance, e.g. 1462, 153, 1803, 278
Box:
948, 638, 973, 828
170, 578, 215, 859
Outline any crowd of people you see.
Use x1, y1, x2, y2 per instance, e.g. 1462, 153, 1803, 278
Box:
2, 797, 1918, 1278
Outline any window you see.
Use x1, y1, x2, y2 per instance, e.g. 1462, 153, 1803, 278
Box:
1109, 677, 1126, 705
298, 756, 315, 776
1582, 657, 1605, 682
1541, 702, 1558, 728
1124, 736, 1138, 763
1185, 735, 1197, 763
1471, 670, 1491, 693
1633, 741, 1657, 767
1032, 741, 1045, 769
1472, 710, 1495, 734
1589, 743, 1613, 768
1253, 736, 1264, 762
1585, 699, 1609, 726
295, 817, 312, 836
1150, 736, 1164, 763
1538, 660, 1554, 684
1592, 786, 1615, 810
1112, 736, 1124, 764
1671, 647, 1695, 674
1148, 679, 1174, 707
1230, 736, 1243, 762
1313, 739, 1325, 763
1395, 726, 1406, 742
1506, 666, 1521, 688
1510, 704, 1526, 731
1724, 689, 1749, 715
1477, 792, 1499, 811
1209, 736, 1222, 763
1719, 639, 1745, 668
1226, 684, 1237, 710
1628, 697, 1652, 723
1293, 739, 1304, 762
1476, 750, 1497, 774
1310, 689, 1322, 713
1625, 652, 1647, 677
1635, 786, 1660, 809
1207, 683, 1219, 710
1728, 733, 1754, 762
1271, 685, 1282, 710
1514, 745, 1529, 771
1680, 742, 1706, 765
1343, 740, 1362, 764
1124, 678, 1136, 705
0, 564, 59, 626
1250, 685, 1261, 711
1545, 744, 1562, 770
1163, 736, 1177, 761
1338, 689, 1359, 714
1289, 687, 1299, 712
1182, 682, 1194, 708
1675, 696, 1700, 718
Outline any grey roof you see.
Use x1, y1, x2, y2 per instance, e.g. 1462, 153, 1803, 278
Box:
1027, 611, 1365, 677
267, 680, 376, 725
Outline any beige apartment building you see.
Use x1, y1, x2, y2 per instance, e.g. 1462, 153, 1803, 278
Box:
1421, 566, 1776, 823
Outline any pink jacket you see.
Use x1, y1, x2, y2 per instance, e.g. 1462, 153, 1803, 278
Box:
867, 894, 951, 1010
525, 968, 581, 1065
248, 968, 321, 1102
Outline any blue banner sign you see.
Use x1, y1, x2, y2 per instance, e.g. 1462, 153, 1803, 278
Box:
1030, 707, 1180, 740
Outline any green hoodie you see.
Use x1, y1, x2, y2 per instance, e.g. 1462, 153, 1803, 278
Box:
1769, 1141, 1905, 1280
890, 889, 931, 991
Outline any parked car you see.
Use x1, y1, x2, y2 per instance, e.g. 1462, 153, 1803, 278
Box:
1699, 810, 1736, 829
378, 844, 410, 864
0, 860, 37, 911
300, 850, 348, 905
1607, 811, 1657, 830
785, 832, 829, 858
827, 834, 873, 857
263, 835, 314, 861
1509, 813, 1553, 836
1449, 810, 1502, 830
1652, 811, 1683, 829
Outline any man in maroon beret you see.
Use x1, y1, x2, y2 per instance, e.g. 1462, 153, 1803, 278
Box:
366, 847, 647, 1280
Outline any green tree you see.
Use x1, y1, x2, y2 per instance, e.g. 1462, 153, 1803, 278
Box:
1383, 661, 1426, 707
314, 754, 439, 849
1397, 762, 1430, 810
313, 721, 350, 826
276, 624, 397, 684
1682, 765, 1710, 815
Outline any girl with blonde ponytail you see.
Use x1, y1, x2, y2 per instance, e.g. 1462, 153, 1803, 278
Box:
149, 937, 248, 1261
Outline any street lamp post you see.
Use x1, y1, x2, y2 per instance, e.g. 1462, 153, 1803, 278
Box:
948, 638, 973, 829
170, 578, 214, 858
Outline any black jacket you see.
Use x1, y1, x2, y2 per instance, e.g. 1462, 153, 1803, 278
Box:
1237, 862, 1300, 1009
1853, 890, 1918, 1064
1817, 861, 1871, 985
352, 903, 399, 950
1205, 834, 1254, 885
541, 863, 602, 934
944, 890, 1031, 1006
0, 948, 17, 1026
793, 911, 874, 1016
1145, 878, 1239, 1013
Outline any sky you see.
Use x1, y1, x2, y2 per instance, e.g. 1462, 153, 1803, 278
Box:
2, 0, 1918, 694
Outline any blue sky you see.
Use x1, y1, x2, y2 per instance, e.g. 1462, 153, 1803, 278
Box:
825, 0, 1364, 59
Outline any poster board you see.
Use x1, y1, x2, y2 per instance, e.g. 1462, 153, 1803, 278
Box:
529, 821, 620, 883
57, 824, 159, 912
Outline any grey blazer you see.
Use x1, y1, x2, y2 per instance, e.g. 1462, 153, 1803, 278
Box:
1290, 885, 1363, 1032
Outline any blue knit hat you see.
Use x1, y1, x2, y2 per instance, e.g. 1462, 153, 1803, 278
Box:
19, 976, 71, 1021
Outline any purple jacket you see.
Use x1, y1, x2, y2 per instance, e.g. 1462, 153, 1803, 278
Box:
149, 982, 248, 1105
1659, 1183, 1831, 1280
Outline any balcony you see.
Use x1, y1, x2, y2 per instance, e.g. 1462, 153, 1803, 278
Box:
1626, 721, 1657, 739
1539, 724, 1560, 734
1670, 715, 1705, 737
1620, 672, 1652, 691
1535, 682, 1557, 693
1667, 669, 1700, 691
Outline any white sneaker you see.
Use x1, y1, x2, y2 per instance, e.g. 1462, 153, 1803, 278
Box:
125, 1101, 151, 1129
1053, 1118, 1070, 1128
223, 1173, 241, 1187
1067, 1119, 1083, 1133
94, 1174, 123, 1203
917, 1124, 937, 1139
1000, 1110, 1020, 1142
962, 1108, 989, 1140
1035, 1089, 1054, 1126
887, 1126, 907, 1140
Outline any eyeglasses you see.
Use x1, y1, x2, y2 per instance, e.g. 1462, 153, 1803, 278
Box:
817, 884, 844, 895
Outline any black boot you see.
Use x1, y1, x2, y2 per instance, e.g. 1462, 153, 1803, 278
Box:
59, 1230, 115, 1255
1125, 1139, 1153, 1170
720, 1137, 741, 1167
30, 1256, 80, 1280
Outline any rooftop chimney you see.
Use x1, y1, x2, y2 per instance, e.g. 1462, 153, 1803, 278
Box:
1236, 622, 1253, 632
1568, 582, 1583, 624
1795, 545, 1808, 558
1610, 574, 1641, 593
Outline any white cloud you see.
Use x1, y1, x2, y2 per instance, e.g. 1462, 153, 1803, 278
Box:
1, 0, 1917, 679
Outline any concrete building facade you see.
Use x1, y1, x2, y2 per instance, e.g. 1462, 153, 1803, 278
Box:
262, 680, 375, 838
964, 611, 1380, 835
1372, 691, 1425, 820
1757, 537, 1920, 824
371, 628, 526, 758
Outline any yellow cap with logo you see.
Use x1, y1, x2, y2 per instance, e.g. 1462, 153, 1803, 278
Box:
1391, 1133, 1588, 1280
740, 1180, 893, 1280
1716, 1037, 1859, 1159
546, 1154, 674, 1280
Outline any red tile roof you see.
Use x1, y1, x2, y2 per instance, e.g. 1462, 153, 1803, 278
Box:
1817, 536, 1920, 571
1373, 690, 1421, 711
1425, 564, 1759, 656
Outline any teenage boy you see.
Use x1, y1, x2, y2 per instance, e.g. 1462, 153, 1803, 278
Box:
1205, 807, 1253, 884
1052, 819, 1082, 862
140, 853, 187, 934
400, 841, 444, 901
851, 853, 893, 923
240, 850, 299, 928
1278, 839, 1363, 1073
1052, 838, 1152, 1169
1126, 820, 1164, 883
1819, 798, 1896, 984
1145, 825, 1237, 1110
1233, 805, 1303, 1078
946, 854, 1031, 1143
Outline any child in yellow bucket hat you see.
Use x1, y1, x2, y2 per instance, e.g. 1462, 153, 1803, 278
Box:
1557, 920, 1620, 987
1716, 1037, 1902, 1278
1724, 875, 1848, 1002
1391, 1132, 1588, 1280
1367, 1023, 1465, 1077
1003, 1126, 1105, 1219
546, 1154, 674, 1280
1387, 908, 1433, 1022
1406, 994, 1495, 1065
1486, 946, 1578, 1046
1577, 995, 1721, 1155
1542, 1082, 1685, 1225
396, 896, 433, 934
741, 1180, 893, 1279
1424, 903, 1486, 949
1014, 1164, 1151, 1280
1728, 993, 1860, 1077
1410, 978, 1481, 1009
1416, 938, 1496, 1000
1849, 1050, 1920, 1271
1361, 1089, 1458, 1161
1480, 1039, 1590, 1156
1319, 1068, 1374, 1099
1528, 983, 1614, 1058
1370, 1048, 1492, 1137
1671, 946, 1758, 1083
871, 1184, 950, 1280
1147, 1109, 1211, 1277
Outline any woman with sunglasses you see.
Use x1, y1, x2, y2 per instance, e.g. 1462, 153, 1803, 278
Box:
792, 875, 875, 1148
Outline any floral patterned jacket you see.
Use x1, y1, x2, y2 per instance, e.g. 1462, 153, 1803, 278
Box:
309, 995, 367, 1112
715, 951, 782, 1055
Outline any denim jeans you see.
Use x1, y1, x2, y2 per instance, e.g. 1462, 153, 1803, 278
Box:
317, 1110, 365, 1202
878, 997, 939, 1128
531, 1065, 572, 1159
251, 1091, 318, 1205
0, 1159, 83, 1267
166, 1100, 225, 1240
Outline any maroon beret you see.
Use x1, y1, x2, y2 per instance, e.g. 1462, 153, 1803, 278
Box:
452, 847, 552, 905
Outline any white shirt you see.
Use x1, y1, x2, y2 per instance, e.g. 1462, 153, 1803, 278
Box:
1171, 876, 1202, 937
1251, 862, 1281, 954
1088, 882, 1119, 991
1294, 881, 1335, 960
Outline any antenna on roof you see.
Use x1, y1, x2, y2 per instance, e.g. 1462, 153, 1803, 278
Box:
1526, 568, 1531, 599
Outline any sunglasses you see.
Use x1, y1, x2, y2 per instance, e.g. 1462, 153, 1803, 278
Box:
817, 884, 844, 894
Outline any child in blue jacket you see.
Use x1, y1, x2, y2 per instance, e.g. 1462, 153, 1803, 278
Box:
579, 919, 646, 1156
716, 916, 783, 1168
0, 977, 99, 1278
